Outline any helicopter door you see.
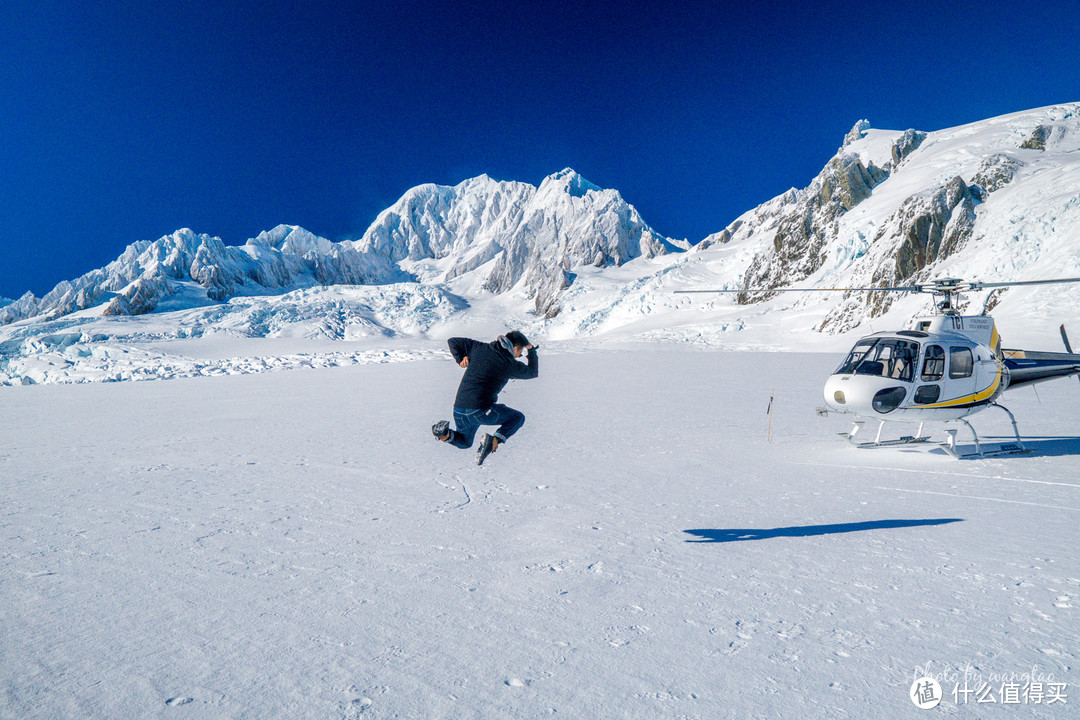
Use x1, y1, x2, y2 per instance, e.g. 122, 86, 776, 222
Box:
946, 346, 977, 402
914, 344, 945, 404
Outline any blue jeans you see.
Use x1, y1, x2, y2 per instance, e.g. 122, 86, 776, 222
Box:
447, 404, 525, 449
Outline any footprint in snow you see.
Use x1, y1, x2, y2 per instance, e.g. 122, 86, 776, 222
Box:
340, 697, 373, 716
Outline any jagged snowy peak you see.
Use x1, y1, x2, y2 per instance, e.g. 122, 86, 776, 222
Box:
0, 226, 394, 326
351, 168, 684, 316
0, 292, 40, 325
353, 174, 535, 278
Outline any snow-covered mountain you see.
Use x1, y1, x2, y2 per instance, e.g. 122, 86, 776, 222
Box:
352, 169, 684, 317
0, 225, 391, 325
0, 169, 680, 328
718, 104, 1080, 333
3, 103, 1080, 385
541, 102, 1080, 348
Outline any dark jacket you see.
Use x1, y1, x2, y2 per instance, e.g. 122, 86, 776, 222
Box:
449, 337, 538, 410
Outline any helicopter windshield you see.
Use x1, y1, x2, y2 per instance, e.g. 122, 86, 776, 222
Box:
835, 337, 920, 382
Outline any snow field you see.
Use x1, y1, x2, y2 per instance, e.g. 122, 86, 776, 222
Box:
1, 348, 1077, 718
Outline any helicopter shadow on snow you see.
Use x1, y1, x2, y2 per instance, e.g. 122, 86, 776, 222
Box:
684, 518, 964, 543
918, 435, 1080, 459
982, 435, 1080, 458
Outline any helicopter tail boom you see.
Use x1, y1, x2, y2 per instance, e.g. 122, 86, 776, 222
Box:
1002, 347, 1080, 389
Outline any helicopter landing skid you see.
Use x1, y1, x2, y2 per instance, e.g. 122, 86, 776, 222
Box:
941, 404, 1029, 459
842, 420, 932, 449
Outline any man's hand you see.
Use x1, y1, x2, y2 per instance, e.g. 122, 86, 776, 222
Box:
459, 357, 469, 369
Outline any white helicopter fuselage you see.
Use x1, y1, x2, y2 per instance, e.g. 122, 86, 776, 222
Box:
822, 315, 1006, 422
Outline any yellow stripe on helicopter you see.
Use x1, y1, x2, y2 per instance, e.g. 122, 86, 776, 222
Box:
918, 363, 1003, 409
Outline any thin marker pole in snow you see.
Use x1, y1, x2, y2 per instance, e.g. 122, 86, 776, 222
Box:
767, 388, 774, 442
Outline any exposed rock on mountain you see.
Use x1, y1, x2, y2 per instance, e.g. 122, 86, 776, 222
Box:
1019, 122, 1070, 151
103, 276, 176, 316
970, 154, 1022, 193
843, 119, 871, 146
890, 129, 927, 166
859, 177, 980, 317
737, 152, 888, 301
890, 178, 978, 280
1020, 125, 1050, 150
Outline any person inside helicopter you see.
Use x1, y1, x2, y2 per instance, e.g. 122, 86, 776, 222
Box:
836, 338, 920, 382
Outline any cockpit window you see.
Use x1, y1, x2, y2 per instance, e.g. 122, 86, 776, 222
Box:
836, 338, 920, 382
921, 345, 945, 381
835, 340, 877, 375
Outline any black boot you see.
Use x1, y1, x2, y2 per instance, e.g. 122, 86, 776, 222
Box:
432, 420, 451, 441
476, 433, 499, 465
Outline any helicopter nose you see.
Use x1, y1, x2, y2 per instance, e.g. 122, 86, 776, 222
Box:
823, 374, 850, 412
824, 374, 908, 416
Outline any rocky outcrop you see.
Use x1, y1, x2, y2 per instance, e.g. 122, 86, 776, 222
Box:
528, 262, 573, 318
1020, 125, 1051, 150
843, 119, 871, 146
970, 154, 1022, 194
694, 222, 737, 252
1020, 123, 1070, 151
884, 177, 977, 281
890, 129, 928, 166
817, 176, 980, 329
738, 153, 887, 301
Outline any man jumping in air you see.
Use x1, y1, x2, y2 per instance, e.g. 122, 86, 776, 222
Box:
432, 330, 538, 466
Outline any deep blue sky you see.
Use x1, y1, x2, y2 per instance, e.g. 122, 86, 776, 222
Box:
2, 0, 1078, 299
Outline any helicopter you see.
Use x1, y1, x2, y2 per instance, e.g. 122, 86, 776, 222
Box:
676, 277, 1080, 458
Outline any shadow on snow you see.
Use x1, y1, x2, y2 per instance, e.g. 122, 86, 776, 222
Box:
684, 518, 964, 543
984, 435, 1080, 458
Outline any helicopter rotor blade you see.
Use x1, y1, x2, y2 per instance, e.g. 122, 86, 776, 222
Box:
675, 276, 1080, 295
674, 285, 921, 294
968, 277, 1080, 290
